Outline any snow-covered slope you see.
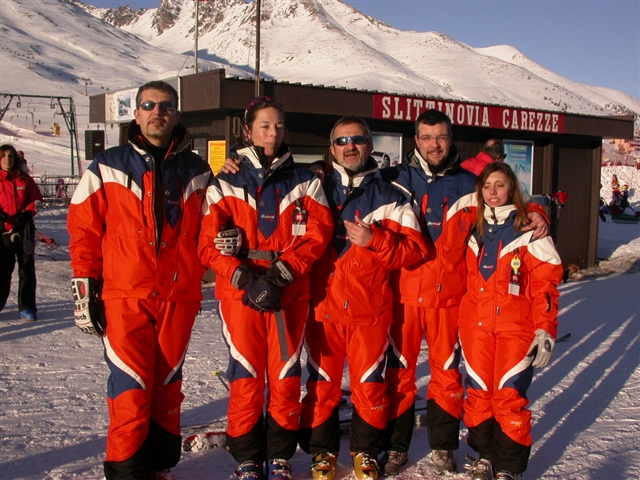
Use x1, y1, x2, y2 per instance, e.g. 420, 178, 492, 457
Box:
0, 0, 247, 97
78, 0, 639, 133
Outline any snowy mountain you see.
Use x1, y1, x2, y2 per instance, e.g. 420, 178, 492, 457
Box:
1, 0, 638, 147
74, 0, 639, 133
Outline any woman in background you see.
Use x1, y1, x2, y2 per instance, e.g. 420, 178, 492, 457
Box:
0, 144, 43, 321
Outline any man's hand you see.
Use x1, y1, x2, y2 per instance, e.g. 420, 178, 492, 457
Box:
72, 277, 106, 337
527, 329, 555, 368
344, 216, 373, 247
219, 157, 241, 174
215, 227, 243, 256
523, 211, 549, 239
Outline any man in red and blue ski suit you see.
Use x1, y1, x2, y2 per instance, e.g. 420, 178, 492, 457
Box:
299, 116, 428, 480
68, 81, 212, 480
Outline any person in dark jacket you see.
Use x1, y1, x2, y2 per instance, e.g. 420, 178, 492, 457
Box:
0, 144, 43, 321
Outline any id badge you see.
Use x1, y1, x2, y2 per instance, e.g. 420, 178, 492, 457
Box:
509, 256, 521, 296
292, 208, 308, 236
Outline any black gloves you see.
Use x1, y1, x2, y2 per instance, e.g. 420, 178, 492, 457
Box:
72, 277, 107, 337
231, 260, 295, 313
242, 277, 284, 312
13, 211, 33, 230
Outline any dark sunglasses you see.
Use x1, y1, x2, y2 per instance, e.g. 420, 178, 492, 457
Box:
138, 101, 176, 112
333, 135, 369, 146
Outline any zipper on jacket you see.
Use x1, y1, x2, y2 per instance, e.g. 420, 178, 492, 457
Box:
489, 207, 498, 224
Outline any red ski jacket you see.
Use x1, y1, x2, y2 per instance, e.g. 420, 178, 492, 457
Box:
68, 122, 212, 302
311, 159, 429, 326
459, 205, 563, 336
0, 169, 43, 232
198, 144, 334, 305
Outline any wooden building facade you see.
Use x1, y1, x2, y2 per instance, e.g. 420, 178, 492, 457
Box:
89, 69, 635, 269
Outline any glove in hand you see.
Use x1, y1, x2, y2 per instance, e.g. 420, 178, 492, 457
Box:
72, 277, 106, 337
242, 276, 283, 313
14, 211, 33, 230
527, 329, 555, 368
215, 226, 243, 256
550, 191, 568, 208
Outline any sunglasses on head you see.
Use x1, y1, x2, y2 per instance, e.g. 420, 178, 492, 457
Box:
333, 135, 369, 146
244, 95, 273, 123
138, 101, 176, 112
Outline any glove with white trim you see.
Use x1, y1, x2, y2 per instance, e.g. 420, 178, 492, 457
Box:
527, 329, 555, 368
214, 226, 243, 256
72, 277, 106, 337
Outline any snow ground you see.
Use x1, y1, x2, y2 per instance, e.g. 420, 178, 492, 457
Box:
0, 171, 639, 479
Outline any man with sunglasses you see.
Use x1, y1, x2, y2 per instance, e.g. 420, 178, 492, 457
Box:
297, 116, 428, 480
380, 110, 549, 476
68, 80, 212, 480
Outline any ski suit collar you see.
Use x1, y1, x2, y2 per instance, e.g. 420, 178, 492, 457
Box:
126, 120, 192, 158
232, 142, 293, 175
408, 144, 462, 177
484, 204, 517, 225
331, 156, 380, 189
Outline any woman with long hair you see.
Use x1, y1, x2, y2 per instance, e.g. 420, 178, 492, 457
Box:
0, 144, 43, 320
459, 162, 563, 480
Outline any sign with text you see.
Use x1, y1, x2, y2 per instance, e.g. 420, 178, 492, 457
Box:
208, 140, 227, 174
373, 94, 564, 134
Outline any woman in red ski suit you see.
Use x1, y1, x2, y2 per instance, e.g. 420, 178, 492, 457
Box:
198, 97, 333, 480
0, 144, 43, 320
459, 162, 563, 480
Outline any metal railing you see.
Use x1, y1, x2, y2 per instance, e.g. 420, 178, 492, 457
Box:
34, 176, 80, 205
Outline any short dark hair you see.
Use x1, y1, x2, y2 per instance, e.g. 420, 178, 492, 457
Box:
483, 138, 505, 161
135, 80, 178, 109
244, 96, 285, 127
414, 109, 452, 136
329, 115, 372, 144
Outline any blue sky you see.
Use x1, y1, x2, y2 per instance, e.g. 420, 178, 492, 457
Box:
86, 0, 639, 99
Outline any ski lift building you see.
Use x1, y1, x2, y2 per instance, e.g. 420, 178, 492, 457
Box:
89, 69, 635, 270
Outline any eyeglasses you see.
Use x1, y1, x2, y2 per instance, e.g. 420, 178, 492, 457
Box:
138, 101, 176, 112
333, 135, 369, 146
418, 134, 450, 144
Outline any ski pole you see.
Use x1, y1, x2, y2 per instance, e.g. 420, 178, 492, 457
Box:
212, 370, 230, 392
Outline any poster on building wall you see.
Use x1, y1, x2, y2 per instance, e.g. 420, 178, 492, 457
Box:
208, 140, 227, 173
106, 89, 138, 122
371, 132, 403, 168
116, 89, 137, 122
504, 139, 534, 195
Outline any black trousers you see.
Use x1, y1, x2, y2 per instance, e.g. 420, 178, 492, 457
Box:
0, 230, 37, 312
